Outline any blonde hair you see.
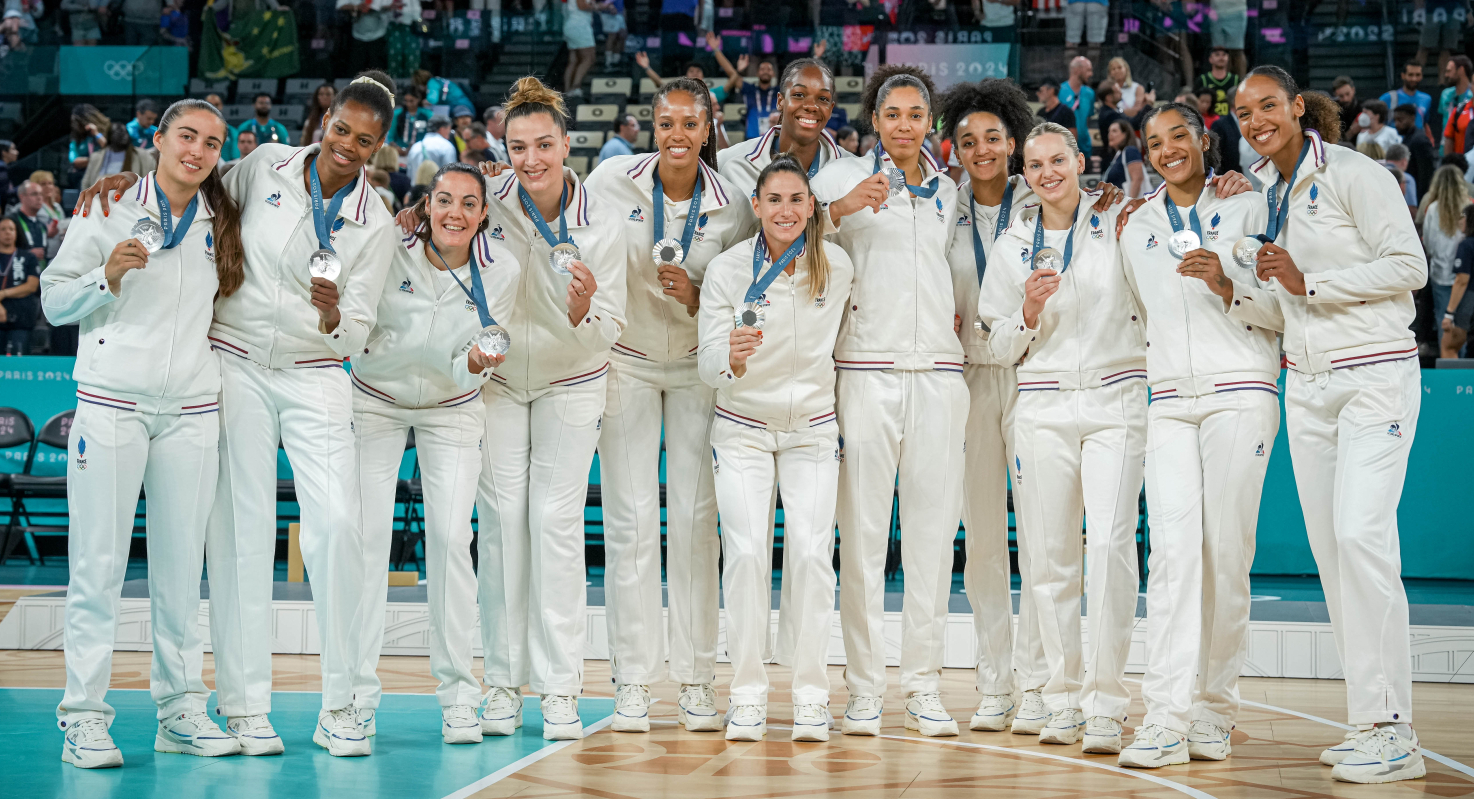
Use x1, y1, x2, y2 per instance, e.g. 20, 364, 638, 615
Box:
28, 170, 56, 185
1025, 121, 1081, 156
1356, 140, 1385, 160
1419, 165, 1470, 236
1108, 57, 1134, 87
413, 159, 439, 186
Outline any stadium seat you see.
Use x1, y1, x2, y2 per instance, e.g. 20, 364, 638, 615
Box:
575, 103, 620, 131
568, 130, 605, 156
333, 78, 354, 91
633, 130, 651, 149
276, 104, 305, 126
638, 78, 663, 102
722, 103, 746, 123
3, 410, 73, 565
837, 103, 861, 123
566, 155, 591, 178
631, 105, 653, 130
835, 76, 863, 101
589, 77, 632, 102
223, 105, 252, 124
0, 407, 34, 562
189, 78, 231, 99
724, 127, 745, 144
238, 78, 280, 99
282, 78, 320, 102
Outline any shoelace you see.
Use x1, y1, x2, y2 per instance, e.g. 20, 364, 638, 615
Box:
175, 711, 217, 733
444, 705, 477, 725
1020, 692, 1046, 714
1047, 709, 1080, 727
978, 694, 1011, 710
793, 704, 828, 725
1134, 724, 1177, 747
616, 685, 651, 709
1086, 716, 1119, 733
70, 717, 111, 743
1190, 721, 1228, 741
484, 687, 519, 713
325, 707, 359, 730
910, 692, 946, 713
680, 684, 715, 709
730, 704, 765, 724
542, 695, 577, 718
1354, 727, 1404, 759
231, 714, 273, 734
849, 695, 883, 715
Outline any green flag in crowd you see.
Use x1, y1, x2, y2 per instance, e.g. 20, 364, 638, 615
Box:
199, 0, 301, 80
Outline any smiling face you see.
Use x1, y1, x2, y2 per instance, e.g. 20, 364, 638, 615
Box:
752, 170, 812, 246
1234, 74, 1305, 158
872, 85, 930, 164
1022, 132, 1083, 205
1143, 108, 1209, 187
654, 90, 708, 169
780, 66, 836, 145
1402, 63, 1423, 91
428, 171, 487, 252
757, 60, 776, 84
506, 110, 569, 194
317, 100, 388, 180
953, 111, 1013, 185
153, 109, 226, 190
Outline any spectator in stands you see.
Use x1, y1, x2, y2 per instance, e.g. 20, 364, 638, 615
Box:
338, 0, 391, 76
1417, 0, 1464, 82
483, 104, 508, 163
390, 87, 432, 155
858, 132, 877, 155
0, 216, 38, 354
241, 93, 291, 146
302, 82, 335, 145
1197, 88, 1219, 128
1446, 89, 1474, 157
1059, 57, 1095, 159
563, 0, 608, 102
457, 122, 491, 163
1095, 79, 1125, 149
601, 0, 626, 68
1209, 1, 1248, 75
385, 0, 421, 77
1357, 141, 1386, 161
203, 93, 241, 161
1102, 118, 1144, 197
67, 106, 106, 183
450, 105, 476, 154
1107, 57, 1148, 116
601, 113, 638, 160
61, 0, 104, 46
1386, 144, 1419, 210
1358, 100, 1402, 152
657, 0, 698, 76
1438, 56, 1474, 147
739, 50, 783, 140
369, 167, 395, 211
1333, 76, 1363, 142
0, 140, 15, 210
636, 48, 744, 106
1, 1, 40, 51
1382, 61, 1432, 132
835, 125, 859, 154
1422, 165, 1470, 355
120, 0, 160, 44
1035, 79, 1076, 132
235, 128, 258, 160
407, 115, 457, 178
125, 99, 159, 150
26, 170, 67, 259
1446, 204, 1474, 357
7, 181, 50, 266
159, 1, 189, 47
1196, 46, 1238, 119
1395, 103, 1435, 203
414, 71, 474, 115
82, 121, 156, 189
373, 144, 410, 200
1064, 0, 1106, 63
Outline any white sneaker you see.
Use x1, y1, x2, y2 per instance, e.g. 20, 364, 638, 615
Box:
479, 687, 523, 736
540, 695, 583, 740
841, 695, 883, 736
314, 707, 371, 756
1038, 708, 1085, 745
1118, 724, 1189, 768
155, 711, 241, 757
226, 713, 284, 756
791, 703, 832, 742
612, 684, 652, 733
1010, 690, 1048, 735
443, 705, 483, 744
677, 683, 722, 732
358, 708, 376, 737
1319, 729, 1359, 766
1082, 716, 1123, 753
970, 694, 1016, 732
1331, 726, 1426, 784
61, 717, 123, 769
1187, 720, 1231, 761
904, 692, 959, 737
725, 703, 766, 741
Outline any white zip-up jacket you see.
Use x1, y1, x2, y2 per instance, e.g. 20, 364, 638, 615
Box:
979, 190, 1148, 390
1229, 130, 1426, 373
41, 172, 220, 415
484, 167, 627, 390
716, 125, 851, 199
947, 175, 1036, 367
351, 229, 522, 410
811, 148, 964, 373
698, 236, 854, 431
210, 143, 396, 369
1120, 182, 1280, 399
584, 153, 756, 362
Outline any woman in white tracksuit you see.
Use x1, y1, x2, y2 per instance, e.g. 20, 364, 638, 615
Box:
79, 71, 400, 758
811, 65, 966, 738
977, 121, 1145, 755
44, 100, 244, 770
1113, 103, 1280, 769
584, 78, 754, 734
350, 163, 521, 745
1231, 67, 1428, 786
698, 155, 853, 743
473, 77, 627, 742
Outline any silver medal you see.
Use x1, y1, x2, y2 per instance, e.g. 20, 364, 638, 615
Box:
973, 315, 990, 333
1232, 237, 1263, 268
652, 238, 684, 267
885, 167, 906, 198
308, 249, 342, 281
549, 242, 579, 275
131, 218, 165, 254
733, 302, 766, 330
1031, 247, 1064, 272
1167, 229, 1201, 259
475, 325, 511, 357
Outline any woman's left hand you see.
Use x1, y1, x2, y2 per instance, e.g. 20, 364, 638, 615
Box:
657, 263, 699, 307
468, 346, 505, 373
1211, 171, 1253, 198
1092, 182, 1124, 212
1176, 248, 1234, 303
310, 277, 342, 331
1256, 242, 1307, 295
1112, 198, 1148, 236
566, 260, 597, 324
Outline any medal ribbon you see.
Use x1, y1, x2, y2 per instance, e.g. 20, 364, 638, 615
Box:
769, 130, 821, 178
969, 180, 1014, 284
1161, 189, 1202, 243
746, 231, 806, 304
153, 186, 199, 250
652, 165, 703, 263
871, 145, 939, 199
1259, 138, 1310, 244
429, 236, 496, 329
518, 181, 570, 249
308, 156, 356, 253
1032, 203, 1079, 273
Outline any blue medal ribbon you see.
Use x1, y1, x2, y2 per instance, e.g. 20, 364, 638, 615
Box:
517, 181, 570, 249
1259, 138, 1311, 244
652, 166, 703, 262
308, 156, 356, 253
428, 237, 496, 329
153, 187, 199, 250
969, 180, 1014, 285
746, 232, 806, 304
1161, 189, 1203, 243
1032, 204, 1079, 273
872, 145, 940, 199
770, 132, 821, 178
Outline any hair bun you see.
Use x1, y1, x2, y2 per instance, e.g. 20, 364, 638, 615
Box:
506, 76, 568, 118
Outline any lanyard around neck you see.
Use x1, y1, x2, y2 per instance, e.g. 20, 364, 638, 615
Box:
652, 165, 703, 262
872, 145, 939, 199
1161, 185, 1203, 242
430, 237, 495, 329
153, 187, 199, 250
518, 181, 570, 248
1260, 138, 1311, 244
308, 157, 356, 253
1033, 203, 1079, 273
770, 130, 821, 178
747, 232, 806, 304
969, 180, 1014, 285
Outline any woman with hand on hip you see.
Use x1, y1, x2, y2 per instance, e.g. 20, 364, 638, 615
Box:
583, 78, 754, 734
43, 99, 245, 768
350, 162, 522, 745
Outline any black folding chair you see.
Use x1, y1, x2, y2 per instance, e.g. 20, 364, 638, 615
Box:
0, 407, 36, 563
4, 410, 74, 564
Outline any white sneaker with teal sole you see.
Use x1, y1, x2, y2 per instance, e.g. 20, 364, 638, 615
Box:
226, 713, 284, 756
905, 692, 959, 737
540, 695, 584, 740
315, 708, 371, 756
1039, 709, 1085, 745
1187, 720, 1231, 761
480, 687, 523, 736
155, 711, 241, 757
842, 695, 883, 736
677, 684, 722, 732
725, 703, 766, 741
1118, 724, 1189, 768
1331, 726, 1426, 784
443, 705, 483, 744
791, 703, 833, 742
61, 718, 123, 769
613, 684, 652, 733
1010, 690, 1048, 735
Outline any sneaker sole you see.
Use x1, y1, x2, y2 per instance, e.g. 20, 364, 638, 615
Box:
612, 714, 651, 733
678, 707, 723, 732
443, 728, 484, 744
481, 710, 522, 736
1332, 759, 1427, 784
1039, 728, 1083, 745
791, 724, 829, 742
542, 722, 584, 741
313, 728, 371, 756
841, 717, 881, 736
62, 746, 123, 769
905, 713, 959, 737
725, 725, 765, 742
230, 736, 285, 756
1011, 718, 1047, 735
970, 710, 1016, 732
1188, 743, 1230, 761
1319, 748, 1353, 767
1082, 736, 1122, 754
1118, 750, 1189, 769
154, 734, 241, 757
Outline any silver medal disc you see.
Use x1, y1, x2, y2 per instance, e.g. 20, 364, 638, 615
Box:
653, 238, 684, 267
1031, 247, 1064, 273
1232, 237, 1263, 268
885, 167, 906, 197
1168, 229, 1202, 259
475, 325, 511, 357
549, 242, 580, 275
308, 249, 342, 281
131, 218, 165, 254
733, 302, 766, 330
973, 315, 990, 333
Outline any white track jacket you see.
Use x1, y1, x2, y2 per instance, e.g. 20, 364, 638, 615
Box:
716, 125, 851, 199
947, 175, 1036, 367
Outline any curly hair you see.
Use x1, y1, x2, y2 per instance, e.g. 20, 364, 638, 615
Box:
938, 78, 1035, 176
1242, 66, 1343, 145
859, 64, 939, 135
504, 75, 569, 133
652, 77, 719, 167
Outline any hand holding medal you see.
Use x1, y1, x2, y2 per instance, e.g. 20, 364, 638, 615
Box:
1254, 241, 1306, 295
564, 258, 597, 323
727, 324, 762, 377
651, 167, 703, 308
104, 238, 150, 293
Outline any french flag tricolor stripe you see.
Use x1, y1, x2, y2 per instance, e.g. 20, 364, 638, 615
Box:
551, 363, 609, 386
351, 373, 396, 402
809, 411, 837, 427
207, 336, 247, 355
716, 407, 766, 429
76, 390, 136, 410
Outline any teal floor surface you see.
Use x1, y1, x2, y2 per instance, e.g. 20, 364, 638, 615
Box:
0, 688, 613, 799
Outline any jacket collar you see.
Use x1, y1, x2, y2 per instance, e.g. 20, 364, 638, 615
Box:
743, 125, 844, 166
269, 144, 374, 226
132, 171, 216, 221
1141, 168, 1217, 204
491, 167, 593, 228
1248, 128, 1328, 186
623, 152, 733, 210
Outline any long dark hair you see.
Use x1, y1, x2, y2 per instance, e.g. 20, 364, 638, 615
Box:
412, 162, 491, 245
1242, 65, 1343, 145
753, 154, 829, 301
157, 99, 245, 297
652, 77, 719, 167
303, 82, 335, 143
1139, 101, 1222, 173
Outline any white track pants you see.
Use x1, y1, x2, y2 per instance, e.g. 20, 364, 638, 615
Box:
352, 394, 484, 710
58, 404, 218, 727
207, 355, 361, 714
476, 376, 605, 696
598, 354, 720, 686
961, 364, 1047, 697
1141, 390, 1278, 734
713, 418, 839, 706
836, 369, 967, 697
1287, 359, 1420, 726
1014, 380, 1145, 720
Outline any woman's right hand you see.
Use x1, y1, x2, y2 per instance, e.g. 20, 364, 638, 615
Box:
829, 172, 890, 225
396, 205, 419, 234
74, 172, 140, 218
728, 325, 761, 377
1021, 267, 1061, 329
104, 239, 149, 293
478, 160, 512, 180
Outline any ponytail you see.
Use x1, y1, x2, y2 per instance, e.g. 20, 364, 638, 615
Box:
754, 153, 829, 301
1243, 65, 1343, 145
